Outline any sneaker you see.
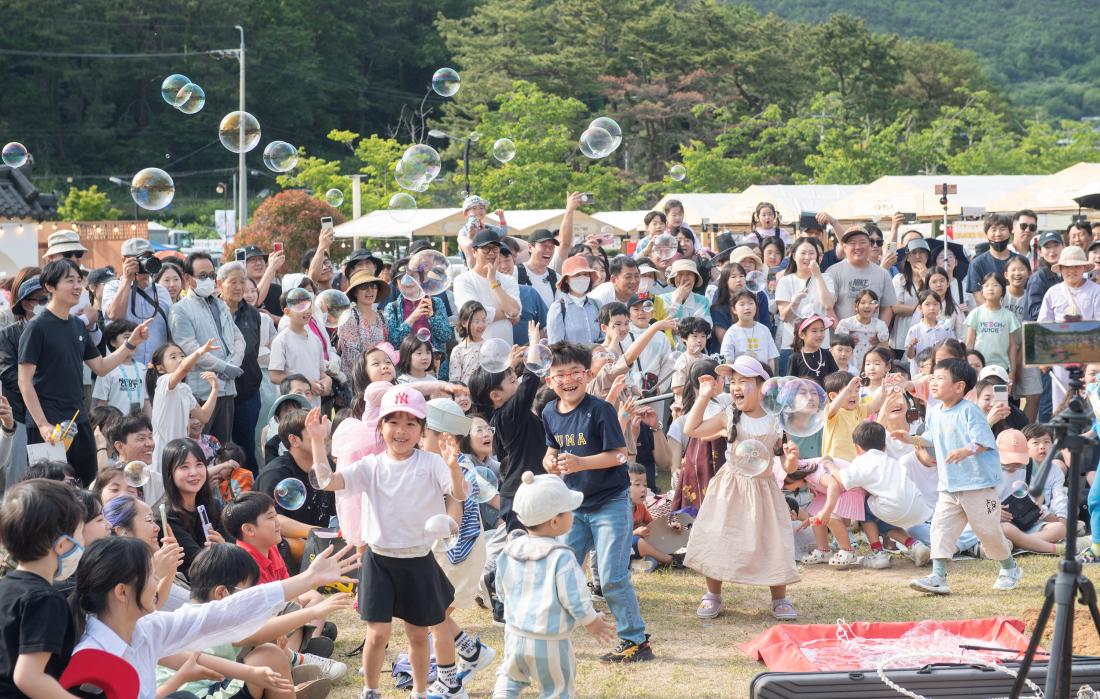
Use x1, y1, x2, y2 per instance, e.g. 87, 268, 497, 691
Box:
800, 549, 831, 565
589, 582, 605, 602
491, 597, 505, 627
600, 635, 654, 664
295, 678, 332, 699
427, 679, 469, 699
302, 635, 334, 659
630, 556, 660, 573
829, 549, 861, 567
907, 541, 931, 567
360, 690, 381, 699
909, 574, 951, 595
1077, 547, 1100, 564
861, 550, 892, 570
299, 653, 348, 681
670, 549, 686, 568
457, 640, 497, 684
992, 565, 1023, 591
291, 664, 321, 685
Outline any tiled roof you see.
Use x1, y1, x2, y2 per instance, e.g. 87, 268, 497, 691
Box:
0, 166, 57, 220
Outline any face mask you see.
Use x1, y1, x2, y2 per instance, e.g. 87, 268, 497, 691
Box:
989, 239, 1009, 253
32, 303, 47, 317
194, 278, 216, 297
568, 277, 591, 294
638, 278, 653, 294
53, 534, 84, 581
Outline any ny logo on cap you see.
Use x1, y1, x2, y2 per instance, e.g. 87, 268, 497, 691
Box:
394, 391, 410, 405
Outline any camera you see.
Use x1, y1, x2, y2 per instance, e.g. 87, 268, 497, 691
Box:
137, 254, 161, 276
579, 192, 595, 205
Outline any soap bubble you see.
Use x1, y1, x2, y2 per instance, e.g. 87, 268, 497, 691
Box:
492, 138, 516, 163
130, 168, 175, 211
161, 74, 190, 106
218, 111, 261, 153
416, 327, 433, 342
324, 188, 344, 207
652, 233, 678, 261
317, 289, 351, 328
431, 67, 461, 97
2, 142, 28, 168
274, 478, 307, 510
640, 299, 654, 313
1011, 480, 1029, 499
778, 378, 827, 438
122, 461, 150, 488
669, 163, 687, 181
524, 342, 553, 377
175, 83, 205, 114
388, 192, 417, 223
589, 117, 622, 152
626, 369, 644, 396
424, 513, 459, 551
400, 144, 442, 185
286, 287, 314, 314
467, 466, 499, 504
746, 270, 767, 294
262, 141, 298, 172
730, 439, 771, 477
397, 273, 424, 302
395, 159, 430, 192
579, 126, 614, 159
761, 376, 795, 416
479, 338, 512, 373
406, 250, 451, 297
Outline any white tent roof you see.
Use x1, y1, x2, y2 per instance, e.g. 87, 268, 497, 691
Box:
593, 210, 651, 234
984, 162, 1100, 213
332, 208, 463, 239
720, 184, 863, 225
653, 192, 739, 226
828, 175, 1044, 221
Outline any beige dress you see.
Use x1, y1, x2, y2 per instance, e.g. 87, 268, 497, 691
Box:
684, 411, 800, 586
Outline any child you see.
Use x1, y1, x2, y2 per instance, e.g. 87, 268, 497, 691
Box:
93, 319, 150, 416
305, 389, 466, 699
670, 359, 729, 515
0, 479, 84, 697
836, 289, 889, 371
449, 301, 487, 384
787, 315, 838, 386
187, 413, 222, 462
494, 472, 615, 698
965, 272, 1020, 380
269, 289, 330, 404
147, 340, 220, 504
540, 342, 652, 663
396, 334, 437, 384
924, 266, 965, 337
682, 355, 800, 620
905, 290, 954, 376
995, 428, 1067, 555
1003, 257, 1041, 421
719, 290, 778, 372
829, 333, 856, 375
822, 371, 870, 462
781, 452, 864, 567
904, 359, 1021, 594
628, 463, 679, 570
671, 317, 710, 398
967, 348, 986, 374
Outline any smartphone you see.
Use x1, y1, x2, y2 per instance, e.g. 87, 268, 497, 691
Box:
196, 504, 212, 544
799, 213, 819, 231
580, 192, 595, 205
273, 242, 283, 254
234, 248, 246, 262
993, 384, 1009, 405
320, 216, 333, 230
885, 241, 897, 254
159, 503, 168, 534
900, 212, 917, 224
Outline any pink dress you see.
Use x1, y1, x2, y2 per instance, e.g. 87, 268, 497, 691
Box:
804, 458, 866, 521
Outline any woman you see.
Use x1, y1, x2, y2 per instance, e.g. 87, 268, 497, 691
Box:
158, 437, 230, 578
381, 287, 453, 379
337, 270, 390, 377
891, 238, 930, 359
774, 238, 835, 375
459, 415, 502, 529
155, 262, 186, 304
675, 226, 710, 294
102, 494, 189, 611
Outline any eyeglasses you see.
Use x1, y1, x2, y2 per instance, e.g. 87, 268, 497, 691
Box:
548, 370, 587, 385
194, 272, 217, 281
1019, 223, 1038, 232
472, 425, 496, 436
61, 250, 85, 259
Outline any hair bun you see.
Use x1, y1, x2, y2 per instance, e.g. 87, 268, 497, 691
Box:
521, 471, 535, 485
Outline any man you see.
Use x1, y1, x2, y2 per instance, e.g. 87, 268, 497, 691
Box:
220, 261, 263, 472
825, 227, 898, 324
103, 238, 172, 366
240, 244, 285, 318
516, 192, 582, 307
1012, 209, 1039, 258
965, 214, 1019, 306
109, 413, 155, 467
1068, 220, 1094, 251
456, 194, 508, 268
304, 225, 337, 290
42, 230, 101, 348
0, 277, 47, 485
168, 252, 246, 444
498, 237, 547, 347
453, 230, 521, 344
589, 255, 641, 306
19, 259, 153, 485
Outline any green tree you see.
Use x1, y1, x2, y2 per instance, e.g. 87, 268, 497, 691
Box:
57, 185, 122, 221
230, 190, 345, 258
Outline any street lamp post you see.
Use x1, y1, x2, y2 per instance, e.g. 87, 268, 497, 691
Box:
428, 129, 479, 197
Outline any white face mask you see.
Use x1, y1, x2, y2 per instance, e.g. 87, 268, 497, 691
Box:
32, 303, 47, 317
53, 535, 83, 581
568, 276, 591, 295
638, 278, 653, 294
194, 278, 216, 297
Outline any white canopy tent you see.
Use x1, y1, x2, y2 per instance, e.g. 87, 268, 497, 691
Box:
984, 162, 1100, 214
592, 210, 651, 235
332, 208, 463, 243
828, 175, 1043, 221
720, 184, 863, 226
653, 192, 739, 227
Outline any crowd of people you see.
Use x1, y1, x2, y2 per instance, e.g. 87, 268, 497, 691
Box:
1, 190, 1100, 699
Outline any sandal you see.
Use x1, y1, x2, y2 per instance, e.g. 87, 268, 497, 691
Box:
828, 549, 860, 567
800, 549, 830, 565
696, 592, 723, 619
772, 598, 798, 621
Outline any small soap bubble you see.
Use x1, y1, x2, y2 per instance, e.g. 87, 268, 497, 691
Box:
407, 250, 451, 297
492, 138, 516, 163
398, 273, 424, 302
324, 188, 344, 207
579, 126, 614, 159
424, 513, 459, 551
745, 270, 767, 294
161, 74, 190, 106
669, 163, 687, 181
1011, 480, 1029, 499
467, 466, 499, 504
431, 67, 461, 97
400, 144, 442, 185
588, 117, 622, 151
175, 83, 205, 114
479, 338, 512, 373
731, 439, 770, 477
524, 343, 553, 377
122, 461, 150, 488
286, 287, 313, 314
2, 142, 29, 168
218, 111, 261, 153
317, 289, 351, 329
416, 327, 433, 342
652, 233, 678, 261
641, 300, 654, 313
274, 478, 307, 510
388, 192, 417, 223
262, 141, 298, 172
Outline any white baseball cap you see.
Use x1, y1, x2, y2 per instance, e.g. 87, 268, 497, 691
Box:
426, 398, 472, 436
512, 471, 584, 527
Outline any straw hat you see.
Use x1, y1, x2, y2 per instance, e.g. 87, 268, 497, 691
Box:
346, 270, 390, 300
1052, 245, 1092, 274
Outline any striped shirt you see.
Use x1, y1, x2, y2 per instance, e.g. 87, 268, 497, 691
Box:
495, 533, 599, 639
446, 464, 484, 565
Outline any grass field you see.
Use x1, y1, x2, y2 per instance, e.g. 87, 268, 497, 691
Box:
320, 553, 1088, 698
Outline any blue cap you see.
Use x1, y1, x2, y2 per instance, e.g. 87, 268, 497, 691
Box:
15, 277, 42, 307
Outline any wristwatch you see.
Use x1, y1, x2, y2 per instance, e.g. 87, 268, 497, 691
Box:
490, 281, 501, 290
124, 339, 138, 351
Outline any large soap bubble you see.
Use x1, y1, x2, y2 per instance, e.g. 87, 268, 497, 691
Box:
730, 439, 771, 477
400, 144, 442, 185
524, 342, 553, 377
466, 466, 499, 504
651, 233, 679, 261
161, 74, 190, 106
274, 478, 307, 510
263, 141, 298, 172
424, 513, 459, 551
761, 376, 795, 416
778, 378, 827, 438
431, 67, 461, 97
317, 289, 351, 329
589, 117, 622, 152
406, 250, 451, 297
324, 188, 344, 207
492, 138, 516, 163
579, 126, 614, 159
397, 273, 424, 302
388, 192, 417, 223
218, 111, 261, 153
669, 163, 687, 181
122, 461, 150, 488
479, 338, 512, 373
175, 83, 205, 114
130, 168, 175, 211
395, 159, 430, 192
2, 142, 28, 168
745, 270, 767, 294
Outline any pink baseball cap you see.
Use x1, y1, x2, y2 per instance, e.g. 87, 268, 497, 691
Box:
798, 314, 833, 335
378, 385, 428, 420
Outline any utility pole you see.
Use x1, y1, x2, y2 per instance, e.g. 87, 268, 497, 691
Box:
235, 25, 246, 237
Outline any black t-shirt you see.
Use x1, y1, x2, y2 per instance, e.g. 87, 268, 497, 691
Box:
260, 281, 284, 318
0, 570, 76, 696
492, 369, 547, 499
787, 349, 838, 388
232, 303, 262, 399
542, 393, 628, 513
991, 405, 1029, 436
161, 501, 233, 579
18, 310, 99, 422
0, 321, 27, 422
256, 454, 335, 527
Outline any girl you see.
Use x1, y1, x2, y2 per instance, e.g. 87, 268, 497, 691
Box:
155, 262, 186, 304
750, 201, 791, 245
924, 266, 965, 337
1003, 256, 1041, 421
459, 415, 502, 529
396, 334, 436, 384
93, 464, 141, 504
670, 359, 729, 516
186, 414, 221, 463
904, 290, 954, 376
76, 489, 110, 546
305, 395, 466, 699
836, 289, 889, 371
860, 347, 895, 410
709, 263, 771, 354
787, 315, 838, 386
337, 271, 390, 378
775, 237, 835, 375
781, 455, 865, 567
965, 272, 1021, 379
719, 290, 778, 372
449, 301, 487, 384
160, 437, 229, 577
682, 355, 799, 620
762, 236, 787, 277
102, 494, 188, 611
891, 239, 930, 358
147, 340, 219, 503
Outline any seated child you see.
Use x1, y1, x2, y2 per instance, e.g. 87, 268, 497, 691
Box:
628, 463, 682, 571
494, 472, 614, 698
996, 428, 1067, 555
780, 447, 866, 568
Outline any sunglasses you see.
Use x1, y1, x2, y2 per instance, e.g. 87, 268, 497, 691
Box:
61, 250, 85, 259
869, 238, 884, 247
1019, 223, 1038, 232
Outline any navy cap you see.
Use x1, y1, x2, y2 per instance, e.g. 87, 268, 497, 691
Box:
1038, 231, 1064, 248
15, 277, 43, 308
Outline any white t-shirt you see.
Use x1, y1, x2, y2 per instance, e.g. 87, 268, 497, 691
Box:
453, 271, 522, 344
835, 449, 931, 527
719, 322, 778, 364
270, 328, 325, 405
92, 360, 147, 414
522, 264, 560, 309
150, 373, 197, 503
774, 273, 835, 349
588, 281, 620, 307
835, 316, 889, 371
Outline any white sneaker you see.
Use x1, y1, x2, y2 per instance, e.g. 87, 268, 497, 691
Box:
457, 640, 497, 684
993, 565, 1023, 591
861, 550, 892, 569
427, 678, 469, 699
907, 541, 931, 567
910, 574, 951, 595
800, 549, 830, 564
299, 653, 347, 681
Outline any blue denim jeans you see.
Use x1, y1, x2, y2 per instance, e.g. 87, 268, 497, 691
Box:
1039, 370, 1053, 423
564, 491, 646, 644
778, 349, 792, 377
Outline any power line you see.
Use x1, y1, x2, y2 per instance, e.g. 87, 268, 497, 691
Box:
0, 48, 237, 59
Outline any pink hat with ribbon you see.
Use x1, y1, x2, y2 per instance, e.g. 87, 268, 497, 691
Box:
369, 341, 400, 365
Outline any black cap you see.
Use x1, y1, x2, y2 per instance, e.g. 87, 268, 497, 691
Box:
1038, 231, 1064, 248
529, 229, 559, 245
407, 240, 434, 255
238, 245, 267, 261
87, 267, 117, 286
472, 230, 502, 248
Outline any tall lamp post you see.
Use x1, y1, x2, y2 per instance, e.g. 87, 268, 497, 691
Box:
428, 130, 479, 197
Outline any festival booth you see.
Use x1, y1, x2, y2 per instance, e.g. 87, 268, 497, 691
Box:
984, 161, 1100, 220
495, 208, 614, 239
827, 175, 1044, 223
592, 210, 651, 237
721, 184, 863, 228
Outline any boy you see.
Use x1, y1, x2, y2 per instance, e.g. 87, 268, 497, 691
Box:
541, 342, 652, 663
268, 290, 331, 406
671, 317, 709, 398
93, 319, 150, 416
905, 359, 1021, 594
996, 428, 1067, 555
822, 372, 870, 462
627, 463, 680, 570
262, 392, 312, 463
494, 472, 614, 698
829, 334, 856, 375
0, 479, 84, 697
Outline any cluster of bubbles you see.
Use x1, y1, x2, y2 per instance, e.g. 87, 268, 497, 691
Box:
161, 74, 205, 114
669, 163, 687, 181
760, 376, 828, 438
2, 142, 28, 168
388, 143, 446, 221
262, 141, 299, 173
431, 67, 461, 97
218, 111, 262, 153
274, 478, 307, 510
580, 116, 622, 159
130, 168, 175, 211
492, 138, 516, 163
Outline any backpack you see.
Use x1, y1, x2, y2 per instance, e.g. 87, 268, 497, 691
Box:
517, 264, 557, 290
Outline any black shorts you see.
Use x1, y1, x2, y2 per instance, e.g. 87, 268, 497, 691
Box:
358, 549, 454, 627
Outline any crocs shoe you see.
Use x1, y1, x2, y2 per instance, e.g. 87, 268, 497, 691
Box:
828, 549, 860, 567
800, 549, 831, 564
696, 593, 723, 619
1077, 547, 1100, 564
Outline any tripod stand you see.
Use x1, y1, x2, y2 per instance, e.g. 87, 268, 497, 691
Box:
1011, 368, 1100, 698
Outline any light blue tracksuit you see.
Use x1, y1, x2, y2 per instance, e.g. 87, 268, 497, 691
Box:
493, 533, 599, 699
